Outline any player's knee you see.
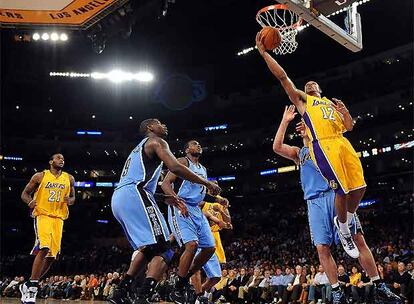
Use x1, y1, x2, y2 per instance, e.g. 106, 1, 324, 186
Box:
185, 241, 199, 253
316, 244, 331, 258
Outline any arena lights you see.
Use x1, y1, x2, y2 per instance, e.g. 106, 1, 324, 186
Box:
204, 124, 228, 131
218, 176, 236, 181
236, 0, 371, 56
32, 32, 68, 42
49, 70, 154, 83
74, 181, 94, 188
76, 130, 102, 135
0, 156, 23, 161
96, 182, 113, 187
359, 199, 378, 208
260, 169, 278, 176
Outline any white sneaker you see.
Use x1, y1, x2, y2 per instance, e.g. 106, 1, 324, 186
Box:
20, 283, 37, 304
334, 216, 360, 259
19, 283, 29, 303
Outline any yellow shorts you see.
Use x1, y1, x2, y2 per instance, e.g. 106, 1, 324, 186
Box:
212, 231, 226, 263
31, 215, 64, 258
309, 136, 366, 195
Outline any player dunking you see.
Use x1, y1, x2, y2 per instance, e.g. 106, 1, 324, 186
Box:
20, 154, 75, 304
273, 105, 401, 304
110, 120, 220, 304
256, 33, 365, 259
161, 140, 228, 304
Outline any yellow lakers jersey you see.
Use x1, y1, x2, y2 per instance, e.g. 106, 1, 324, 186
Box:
32, 170, 71, 220
303, 95, 346, 141
202, 202, 224, 232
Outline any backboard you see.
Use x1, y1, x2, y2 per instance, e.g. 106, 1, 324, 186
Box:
276, 0, 363, 52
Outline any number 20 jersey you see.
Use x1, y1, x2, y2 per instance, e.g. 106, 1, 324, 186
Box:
303, 94, 346, 141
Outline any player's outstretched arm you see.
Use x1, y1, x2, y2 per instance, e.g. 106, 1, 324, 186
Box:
160, 157, 187, 197
256, 33, 306, 114
149, 138, 221, 195
273, 105, 300, 164
21, 172, 43, 208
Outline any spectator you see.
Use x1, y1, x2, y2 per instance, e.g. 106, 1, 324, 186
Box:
238, 268, 250, 288
349, 266, 362, 303
337, 264, 350, 298
391, 261, 411, 299
282, 265, 305, 304
69, 275, 82, 300
224, 269, 239, 304
258, 270, 271, 303
270, 267, 284, 303
308, 265, 330, 304
213, 269, 228, 302
238, 268, 262, 304
2, 276, 20, 297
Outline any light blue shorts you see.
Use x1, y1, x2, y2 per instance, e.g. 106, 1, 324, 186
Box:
307, 190, 363, 246
196, 248, 221, 279
168, 204, 215, 248
111, 185, 170, 250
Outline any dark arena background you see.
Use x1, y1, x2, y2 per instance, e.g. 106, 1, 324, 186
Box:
0, 1, 413, 304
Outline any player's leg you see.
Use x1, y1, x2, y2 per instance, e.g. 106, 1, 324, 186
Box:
352, 218, 402, 303
111, 187, 171, 304
307, 191, 347, 304
39, 258, 55, 280
191, 271, 203, 296
21, 215, 56, 304
342, 137, 367, 225
200, 253, 221, 294
311, 139, 360, 258
168, 205, 202, 303
133, 242, 174, 302
188, 213, 217, 276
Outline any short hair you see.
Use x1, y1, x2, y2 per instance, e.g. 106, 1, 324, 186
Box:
50, 153, 61, 161
139, 118, 159, 135
184, 140, 196, 151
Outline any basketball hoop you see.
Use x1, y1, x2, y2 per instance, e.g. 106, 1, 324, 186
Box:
256, 4, 303, 55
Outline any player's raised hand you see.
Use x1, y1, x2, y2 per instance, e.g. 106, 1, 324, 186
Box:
206, 181, 221, 196
282, 105, 297, 122
331, 98, 349, 115
255, 31, 266, 56
165, 195, 189, 217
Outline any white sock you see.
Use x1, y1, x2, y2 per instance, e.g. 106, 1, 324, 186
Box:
338, 219, 351, 235
331, 282, 339, 289
347, 212, 354, 223
370, 275, 380, 283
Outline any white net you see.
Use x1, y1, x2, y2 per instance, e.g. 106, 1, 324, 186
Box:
256, 5, 302, 55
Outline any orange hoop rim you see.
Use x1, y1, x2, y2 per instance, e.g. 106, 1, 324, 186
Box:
256, 4, 303, 30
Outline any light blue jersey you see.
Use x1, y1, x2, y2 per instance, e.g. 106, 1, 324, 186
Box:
299, 147, 330, 200
116, 137, 163, 194
175, 157, 207, 206
168, 157, 215, 248
112, 137, 170, 249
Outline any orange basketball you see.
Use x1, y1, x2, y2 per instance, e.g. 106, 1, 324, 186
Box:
260, 26, 282, 50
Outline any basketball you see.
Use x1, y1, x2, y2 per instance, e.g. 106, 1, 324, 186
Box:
260, 26, 282, 50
